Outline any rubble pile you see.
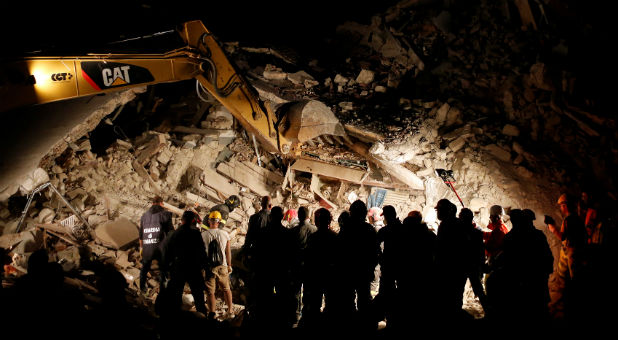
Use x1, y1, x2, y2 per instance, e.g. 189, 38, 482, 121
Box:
1, 0, 615, 324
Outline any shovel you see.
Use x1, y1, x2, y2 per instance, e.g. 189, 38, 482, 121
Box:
435, 168, 465, 208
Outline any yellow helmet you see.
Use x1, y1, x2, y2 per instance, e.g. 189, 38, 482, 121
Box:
208, 210, 222, 221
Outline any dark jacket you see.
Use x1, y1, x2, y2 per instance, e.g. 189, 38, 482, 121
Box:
292, 219, 317, 278
339, 218, 379, 281
436, 216, 467, 273
293, 219, 317, 250
377, 219, 403, 273
139, 205, 173, 254
244, 209, 270, 251
161, 223, 208, 275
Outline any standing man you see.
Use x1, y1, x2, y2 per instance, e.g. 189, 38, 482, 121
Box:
376, 205, 403, 327
434, 199, 468, 321
202, 211, 234, 320
243, 195, 271, 323
291, 206, 317, 326
244, 196, 272, 255
338, 200, 379, 328
484, 205, 509, 267
139, 196, 173, 294
545, 194, 587, 321
160, 210, 209, 315
458, 208, 488, 312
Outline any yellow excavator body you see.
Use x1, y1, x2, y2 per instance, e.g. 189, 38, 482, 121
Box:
0, 20, 344, 154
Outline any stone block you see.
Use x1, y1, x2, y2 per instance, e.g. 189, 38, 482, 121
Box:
94, 217, 139, 250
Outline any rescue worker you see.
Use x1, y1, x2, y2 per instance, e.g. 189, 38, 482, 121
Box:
290, 206, 317, 326
284, 208, 299, 228
139, 196, 173, 294
208, 195, 241, 227
484, 205, 509, 267
434, 199, 468, 321
201, 211, 234, 320
338, 200, 379, 329
545, 194, 587, 321
458, 208, 488, 312
243, 195, 271, 324
160, 210, 209, 315
376, 205, 404, 328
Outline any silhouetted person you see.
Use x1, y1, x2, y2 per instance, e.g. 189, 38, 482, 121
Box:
7, 249, 86, 339
458, 208, 488, 312
253, 206, 296, 330
161, 210, 209, 315
338, 210, 350, 232
434, 199, 468, 321
399, 212, 436, 325
139, 195, 173, 294
244, 195, 272, 254
375, 205, 403, 328
243, 195, 271, 324
301, 208, 339, 331
546, 194, 587, 324
338, 200, 379, 331
501, 209, 553, 326
290, 206, 317, 326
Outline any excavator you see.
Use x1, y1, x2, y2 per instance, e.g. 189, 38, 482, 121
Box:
0, 20, 345, 155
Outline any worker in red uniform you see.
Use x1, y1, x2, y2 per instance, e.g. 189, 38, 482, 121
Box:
484, 205, 509, 267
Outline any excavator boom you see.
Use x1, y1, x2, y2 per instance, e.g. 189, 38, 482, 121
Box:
0, 21, 344, 154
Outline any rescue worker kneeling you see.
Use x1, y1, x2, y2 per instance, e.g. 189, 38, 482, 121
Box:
201, 211, 234, 320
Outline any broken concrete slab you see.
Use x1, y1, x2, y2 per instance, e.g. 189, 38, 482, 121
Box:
356, 69, 375, 85
448, 136, 468, 153
347, 142, 424, 190
18, 168, 50, 196
310, 174, 338, 210
0, 229, 44, 254
484, 144, 512, 162
502, 124, 520, 137
344, 124, 385, 143
216, 161, 273, 197
287, 71, 315, 85
37, 208, 56, 224
436, 103, 450, 125
334, 74, 349, 85
135, 134, 167, 166
263, 64, 287, 80
94, 217, 139, 250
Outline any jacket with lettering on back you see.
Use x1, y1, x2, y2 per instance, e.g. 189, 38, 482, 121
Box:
140, 205, 173, 256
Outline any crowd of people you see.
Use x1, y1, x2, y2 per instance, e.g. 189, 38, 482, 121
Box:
1, 191, 616, 338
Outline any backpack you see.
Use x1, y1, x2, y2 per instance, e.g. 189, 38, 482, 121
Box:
207, 237, 224, 268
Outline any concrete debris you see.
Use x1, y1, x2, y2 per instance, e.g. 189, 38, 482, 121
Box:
94, 217, 139, 250
37, 208, 56, 224
502, 124, 520, 137
334, 74, 349, 85
18, 168, 50, 196
262, 64, 287, 80
355, 69, 375, 85
484, 144, 512, 162
287, 71, 315, 85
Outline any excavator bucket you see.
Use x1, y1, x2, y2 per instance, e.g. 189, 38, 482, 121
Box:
277, 100, 346, 143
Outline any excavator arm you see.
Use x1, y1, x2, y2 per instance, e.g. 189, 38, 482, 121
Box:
0, 21, 338, 154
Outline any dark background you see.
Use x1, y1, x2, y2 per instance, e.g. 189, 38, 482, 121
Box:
0, 0, 399, 55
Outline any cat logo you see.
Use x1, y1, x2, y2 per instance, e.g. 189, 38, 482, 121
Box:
51, 72, 73, 82
102, 66, 131, 87
81, 62, 154, 90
